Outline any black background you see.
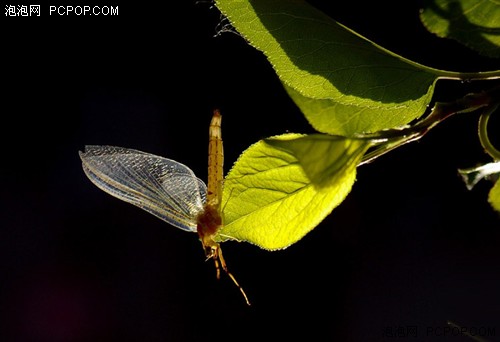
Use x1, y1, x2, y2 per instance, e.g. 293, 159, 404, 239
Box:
3, 1, 500, 341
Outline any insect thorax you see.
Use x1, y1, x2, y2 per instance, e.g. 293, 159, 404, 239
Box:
196, 204, 222, 255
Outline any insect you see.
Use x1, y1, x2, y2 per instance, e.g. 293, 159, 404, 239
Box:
79, 110, 250, 305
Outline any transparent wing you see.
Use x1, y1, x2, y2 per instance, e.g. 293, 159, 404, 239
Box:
79, 145, 207, 232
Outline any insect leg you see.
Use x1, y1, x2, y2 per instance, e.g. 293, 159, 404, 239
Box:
216, 246, 251, 306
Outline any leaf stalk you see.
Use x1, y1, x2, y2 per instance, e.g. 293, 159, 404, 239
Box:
358, 85, 500, 165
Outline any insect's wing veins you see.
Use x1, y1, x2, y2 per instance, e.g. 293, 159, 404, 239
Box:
80, 145, 206, 232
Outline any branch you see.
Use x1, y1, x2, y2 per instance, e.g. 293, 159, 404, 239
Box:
358, 84, 500, 166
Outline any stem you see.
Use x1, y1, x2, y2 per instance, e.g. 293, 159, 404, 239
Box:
435, 70, 500, 81
358, 85, 500, 166
478, 103, 500, 160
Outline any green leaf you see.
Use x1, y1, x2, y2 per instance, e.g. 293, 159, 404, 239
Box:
215, 0, 446, 136
420, 0, 500, 58
284, 84, 436, 137
489, 178, 500, 213
216, 133, 371, 250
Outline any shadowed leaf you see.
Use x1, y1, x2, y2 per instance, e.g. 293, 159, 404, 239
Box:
420, 0, 500, 58
215, 0, 446, 136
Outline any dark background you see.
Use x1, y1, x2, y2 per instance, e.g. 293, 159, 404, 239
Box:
3, 1, 500, 341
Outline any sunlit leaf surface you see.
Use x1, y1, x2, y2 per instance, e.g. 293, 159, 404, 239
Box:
217, 134, 370, 250
489, 178, 500, 213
